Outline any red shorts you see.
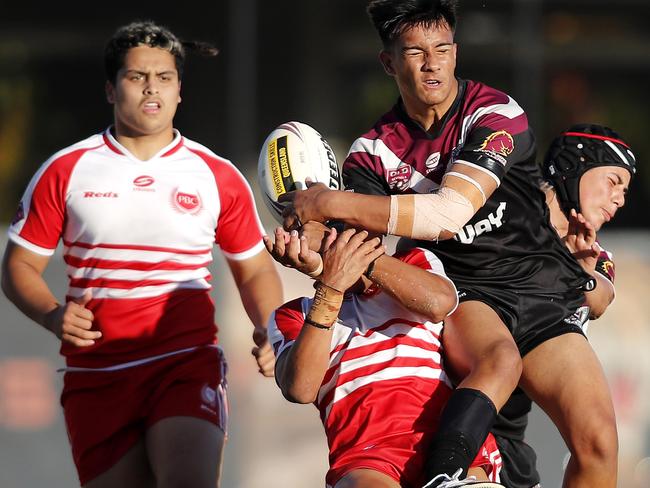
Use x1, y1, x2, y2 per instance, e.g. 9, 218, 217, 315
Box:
61, 346, 228, 485
326, 431, 502, 487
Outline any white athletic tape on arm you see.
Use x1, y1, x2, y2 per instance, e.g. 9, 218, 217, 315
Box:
445, 171, 486, 205
387, 187, 475, 241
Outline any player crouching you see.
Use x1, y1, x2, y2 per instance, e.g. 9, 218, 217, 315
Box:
265, 225, 504, 487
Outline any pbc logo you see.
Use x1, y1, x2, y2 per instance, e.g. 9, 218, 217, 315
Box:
386, 164, 412, 191
172, 187, 202, 215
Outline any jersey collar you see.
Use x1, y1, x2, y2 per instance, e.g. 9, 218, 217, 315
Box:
103, 127, 184, 161
394, 78, 467, 140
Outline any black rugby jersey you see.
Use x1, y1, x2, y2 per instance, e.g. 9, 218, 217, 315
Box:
343, 79, 591, 293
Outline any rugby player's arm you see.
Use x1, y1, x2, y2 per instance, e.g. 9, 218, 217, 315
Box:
1, 241, 61, 332
365, 254, 457, 322
2, 242, 99, 346
290, 162, 494, 241
585, 272, 615, 320
274, 312, 334, 404
227, 250, 284, 377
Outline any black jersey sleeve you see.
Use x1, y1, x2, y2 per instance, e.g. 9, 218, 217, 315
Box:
595, 246, 616, 283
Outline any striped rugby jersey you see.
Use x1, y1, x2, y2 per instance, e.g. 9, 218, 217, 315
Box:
343, 78, 592, 294
9, 128, 265, 368
268, 248, 457, 462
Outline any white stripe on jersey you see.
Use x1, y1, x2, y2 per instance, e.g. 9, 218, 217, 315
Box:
348, 137, 439, 193
64, 244, 212, 264
68, 279, 211, 299
323, 366, 450, 419
459, 96, 524, 151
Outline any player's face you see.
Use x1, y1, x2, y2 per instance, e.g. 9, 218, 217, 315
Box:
579, 165, 630, 230
106, 45, 181, 138
381, 23, 457, 115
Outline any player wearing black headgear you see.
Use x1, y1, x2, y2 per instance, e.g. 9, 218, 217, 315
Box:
543, 124, 636, 216
492, 124, 635, 488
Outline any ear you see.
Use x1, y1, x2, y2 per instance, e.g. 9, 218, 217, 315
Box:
105, 81, 115, 104
178, 80, 182, 104
379, 50, 396, 76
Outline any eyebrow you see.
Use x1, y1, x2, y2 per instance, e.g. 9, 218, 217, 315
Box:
124, 69, 177, 76
402, 42, 453, 51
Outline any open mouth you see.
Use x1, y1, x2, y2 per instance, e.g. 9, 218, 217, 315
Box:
143, 101, 161, 113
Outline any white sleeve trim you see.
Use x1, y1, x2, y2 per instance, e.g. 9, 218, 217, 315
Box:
221, 240, 265, 261
7, 232, 56, 256
453, 160, 502, 186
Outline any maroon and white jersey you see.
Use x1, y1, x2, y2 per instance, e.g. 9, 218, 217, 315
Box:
343, 79, 591, 295
9, 128, 265, 368
268, 248, 457, 463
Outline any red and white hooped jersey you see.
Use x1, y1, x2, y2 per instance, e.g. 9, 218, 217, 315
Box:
9, 128, 265, 368
268, 248, 459, 462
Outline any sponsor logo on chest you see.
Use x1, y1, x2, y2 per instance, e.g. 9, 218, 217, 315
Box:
454, 201, 507, 244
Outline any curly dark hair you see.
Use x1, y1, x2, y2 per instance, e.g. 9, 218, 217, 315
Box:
104, 20, 218, 83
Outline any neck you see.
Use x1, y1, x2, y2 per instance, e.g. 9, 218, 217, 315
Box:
112, 125, 175, 161
546, 187, 569, 237
403, 78, 459, 132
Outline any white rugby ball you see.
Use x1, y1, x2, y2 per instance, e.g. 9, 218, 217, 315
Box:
257, 121, 341, 223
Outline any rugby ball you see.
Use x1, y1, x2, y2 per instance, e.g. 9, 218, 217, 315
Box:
257, 121, 341, 223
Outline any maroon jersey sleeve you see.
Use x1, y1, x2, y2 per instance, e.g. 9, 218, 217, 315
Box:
342, 141, 392, 197
456, 90, 536, 184
268, 298, 307, 358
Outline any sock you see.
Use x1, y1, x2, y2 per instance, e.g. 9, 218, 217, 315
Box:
425, 388, 498, 480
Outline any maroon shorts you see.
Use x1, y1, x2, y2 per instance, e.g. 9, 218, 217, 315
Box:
61, 346, 227, 485
326, 431, 502, 487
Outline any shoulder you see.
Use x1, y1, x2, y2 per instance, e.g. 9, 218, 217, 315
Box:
462, 80, 526, 125
346, 108, 413, 163
182, 138, 250, 186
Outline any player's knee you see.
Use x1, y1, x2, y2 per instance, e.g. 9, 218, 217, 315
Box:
482, 339, 522, 388
569, 408, 618, 469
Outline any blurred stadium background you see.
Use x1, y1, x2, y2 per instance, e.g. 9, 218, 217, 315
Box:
1, 1, 648, 487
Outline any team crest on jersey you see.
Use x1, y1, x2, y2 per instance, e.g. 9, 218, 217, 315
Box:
425, 152, 441, 174
386, 164, 412, 191
11, 201, 25, 226
171, 187, 202, 215
597, 259, 615, 281
477, 130, 514, 165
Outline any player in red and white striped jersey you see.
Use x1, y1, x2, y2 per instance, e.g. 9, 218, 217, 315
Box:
1, 21, 282, 488
267, 227, 503, 487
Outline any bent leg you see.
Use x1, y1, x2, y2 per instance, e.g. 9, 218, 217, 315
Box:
334, 469, 400, 488
83, 440, 155, 488
521, 333, 617, 488
146, 416, 225, 488
443, 301, 522, 409
425, 301, 522, 480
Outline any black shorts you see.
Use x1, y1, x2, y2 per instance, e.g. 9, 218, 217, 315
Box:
494, 435, 541, 488
456, 286, 585, 357
492, 389, 540, 488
